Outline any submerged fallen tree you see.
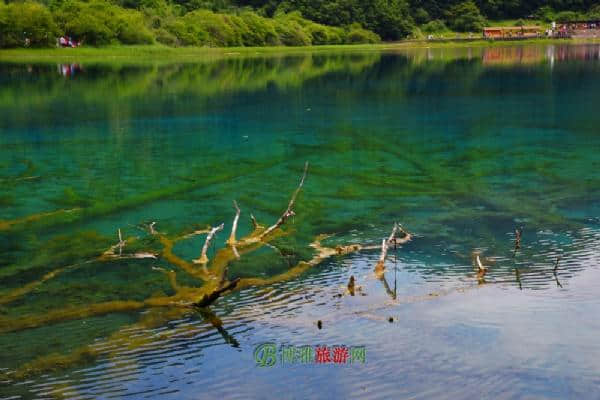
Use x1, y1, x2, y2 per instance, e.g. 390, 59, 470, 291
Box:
0, 161, 417, 380
0, 156, 577, 383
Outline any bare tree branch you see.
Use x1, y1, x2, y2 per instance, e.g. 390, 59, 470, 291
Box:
398, 225, 412, 243
193, 223, 225, 265
100, 229, 157, 260
177, 227, 211, 241
476, 255, 486, 273
515, 228, 522, 250
118, 229, 124, 256
476, 255, 488, 284
260, 162, 308, 239
375, 222, 412, 276
250, 214, 259, 230
231, 244, 240, 260
227, 200, 241, 245
149, 222, 157, 235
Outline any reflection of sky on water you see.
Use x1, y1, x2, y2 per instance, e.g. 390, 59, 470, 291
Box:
26, 227, 600, 399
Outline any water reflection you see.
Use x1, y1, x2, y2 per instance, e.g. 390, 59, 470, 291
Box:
1, 44, 599, 131
1, 44, 600, 399
4, 226, 599, 399
57, 63, 83, 78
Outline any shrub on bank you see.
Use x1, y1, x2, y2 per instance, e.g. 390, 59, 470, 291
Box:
154, 27, 178, 45
273, 17, 312, 46
238, 11, 279, 46
0, 1, 58, 47
115, 11, 154, 44
346, 23, 380, 44
178, 10, 242, 46
54, 0, 153, 45
421, 19, 448, 34
163, 18, 207, 46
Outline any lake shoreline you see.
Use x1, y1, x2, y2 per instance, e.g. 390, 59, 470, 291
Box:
2, 38, 600, 63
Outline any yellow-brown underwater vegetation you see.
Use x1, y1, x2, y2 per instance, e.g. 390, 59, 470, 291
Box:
0, 152, 587, 383
0, 162, 412, 380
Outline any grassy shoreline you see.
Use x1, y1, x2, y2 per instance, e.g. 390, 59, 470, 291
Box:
1, 38, 599, 63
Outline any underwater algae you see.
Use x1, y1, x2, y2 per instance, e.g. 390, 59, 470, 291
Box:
0, 151, 579, 383
0, 162, 413, 381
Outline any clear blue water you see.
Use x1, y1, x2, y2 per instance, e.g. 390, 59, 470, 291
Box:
1, 44, 600, 399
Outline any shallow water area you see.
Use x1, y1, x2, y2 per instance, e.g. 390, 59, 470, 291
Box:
1, 43, 600, 399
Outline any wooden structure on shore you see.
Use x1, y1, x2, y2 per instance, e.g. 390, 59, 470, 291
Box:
483, 26, 542, 39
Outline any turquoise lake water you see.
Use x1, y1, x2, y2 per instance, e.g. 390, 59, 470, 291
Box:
1, 44, 600, 399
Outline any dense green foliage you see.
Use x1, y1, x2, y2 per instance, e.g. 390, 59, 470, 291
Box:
237, 0, 600, 38
54, 0, 154, 45
1, 0, 600, 48
0, 1, 57, 47
0, 0, 381, 47
445, 1, 486, 32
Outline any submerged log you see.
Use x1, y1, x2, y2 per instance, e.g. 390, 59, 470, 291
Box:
1, 161, 424, 377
